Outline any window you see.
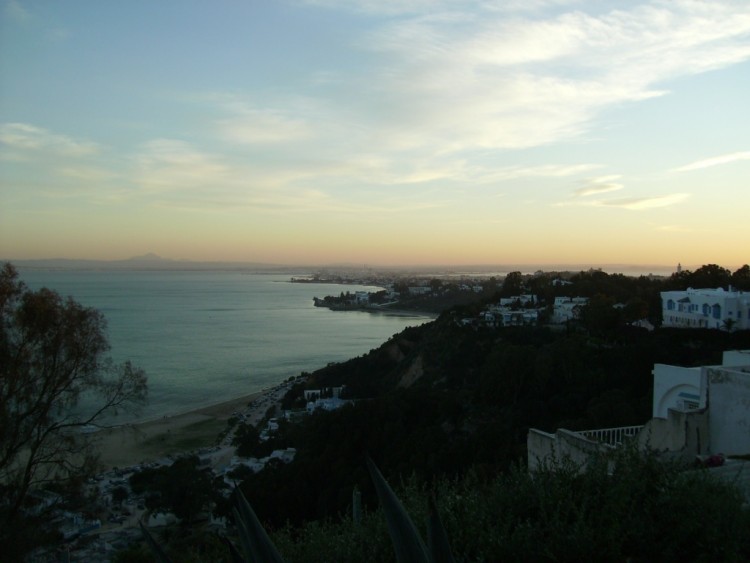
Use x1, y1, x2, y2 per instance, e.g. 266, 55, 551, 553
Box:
712, 303, 722, 319
667, 299, 675, 311
702, 304, 710, 316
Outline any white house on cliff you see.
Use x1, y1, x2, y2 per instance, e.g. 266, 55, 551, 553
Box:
661, 287, 750, 330
528, 350, 750, 471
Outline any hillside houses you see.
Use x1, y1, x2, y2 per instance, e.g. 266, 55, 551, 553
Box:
466, 294, 590, 329
481, 308, 539, 328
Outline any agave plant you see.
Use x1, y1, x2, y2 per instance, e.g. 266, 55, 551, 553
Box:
365, 456, 456, 563
141, 458, 455, 563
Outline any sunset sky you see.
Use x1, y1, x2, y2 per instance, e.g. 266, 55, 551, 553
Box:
1, 0, 749, 269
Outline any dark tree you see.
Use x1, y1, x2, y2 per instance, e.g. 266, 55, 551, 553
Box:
0, 263, 147, 556
130, 456, 218, 524
690, 264, 732, 289
501, 271, 524, 297
732, 264, 750, 291
112, 485, 129, 506
578, 294, 622, 335
232, 422, 261, 457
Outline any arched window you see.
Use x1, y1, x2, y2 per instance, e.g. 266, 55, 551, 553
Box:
667, 299, 675, 311
712, 303, 722, 319
702, 304, 710, 316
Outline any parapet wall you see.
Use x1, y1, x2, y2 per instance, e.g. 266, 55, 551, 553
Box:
527, 428, 609, 471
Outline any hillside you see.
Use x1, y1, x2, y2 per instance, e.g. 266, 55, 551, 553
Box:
236, 310, 750, 528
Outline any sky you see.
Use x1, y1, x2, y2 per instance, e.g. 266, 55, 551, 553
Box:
1, 0, 749, 269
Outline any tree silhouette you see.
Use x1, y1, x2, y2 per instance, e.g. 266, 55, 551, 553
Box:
0, 263, 147, 557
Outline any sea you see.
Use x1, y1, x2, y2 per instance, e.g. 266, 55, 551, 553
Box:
18, 269, 434, 424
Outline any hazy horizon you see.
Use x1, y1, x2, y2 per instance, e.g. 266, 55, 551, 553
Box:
1, 1, 748, 267
4, 252, 711, 278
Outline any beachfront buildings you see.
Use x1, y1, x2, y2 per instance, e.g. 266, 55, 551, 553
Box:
527, 350, 750, 471
661, 287, 750, 331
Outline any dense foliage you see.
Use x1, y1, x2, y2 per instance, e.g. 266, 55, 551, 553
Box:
129, 456, 225, 524
270, 449, 750, 562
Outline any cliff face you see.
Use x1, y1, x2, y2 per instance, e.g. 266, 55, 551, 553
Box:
397, 355, 424, 388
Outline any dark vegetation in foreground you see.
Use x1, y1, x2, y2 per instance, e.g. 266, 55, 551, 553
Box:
126, 449, 750, 562
268, 448, 750, 562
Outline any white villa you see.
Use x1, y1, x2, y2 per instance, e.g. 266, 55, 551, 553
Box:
550, 296, 588, 324
528, 350, 750, 472
661, 287, 750, 331
304, 387, 345, 401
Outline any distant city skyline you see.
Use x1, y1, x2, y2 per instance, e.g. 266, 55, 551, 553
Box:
1, 1, 749, 268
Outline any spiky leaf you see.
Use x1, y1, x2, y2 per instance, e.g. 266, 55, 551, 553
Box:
233, 486, 286, 563
366, 456, 430, 563
427, 494, 456, 563
139, 521, 173, 563
218, 531, 247, 563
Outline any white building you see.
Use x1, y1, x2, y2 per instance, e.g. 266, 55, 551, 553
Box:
651, 362, 701, 417
661, 287, 750, 331
355, 291, 371, 304
528, 350, 750, 471
644, 350, 750, 457
304, 386, 345, 401
550, 297, 588, 324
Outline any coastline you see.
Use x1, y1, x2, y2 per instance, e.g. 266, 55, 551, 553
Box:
93, 386, 287, 471
314, 302, 439, 318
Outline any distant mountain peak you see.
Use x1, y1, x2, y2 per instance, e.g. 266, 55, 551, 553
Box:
127, 253, 170, 262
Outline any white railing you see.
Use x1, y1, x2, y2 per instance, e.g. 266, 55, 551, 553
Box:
579, 425, 643, 447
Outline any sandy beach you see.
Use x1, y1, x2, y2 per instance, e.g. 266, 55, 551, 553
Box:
93, 389, 278, 470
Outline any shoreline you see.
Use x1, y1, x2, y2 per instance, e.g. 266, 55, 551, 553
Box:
314, 303, 439, 318
93, 384, 292, 471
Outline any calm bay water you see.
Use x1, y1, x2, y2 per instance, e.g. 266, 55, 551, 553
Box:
19, 269, 433, 423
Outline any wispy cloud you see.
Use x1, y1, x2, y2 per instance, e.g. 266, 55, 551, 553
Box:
0, 123, 100, 157
217, 109, 312, 144
303, 0, 454, 16
134, 139, 232, 193
4, 0, 30, 22
350, 1, 750, 154
573, 175, 624, 197
672, 151, 750, 172
306, 0, 583, 17
559, 174, 688, 210
190, 2, 750, 198
596, 193, 690, 210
